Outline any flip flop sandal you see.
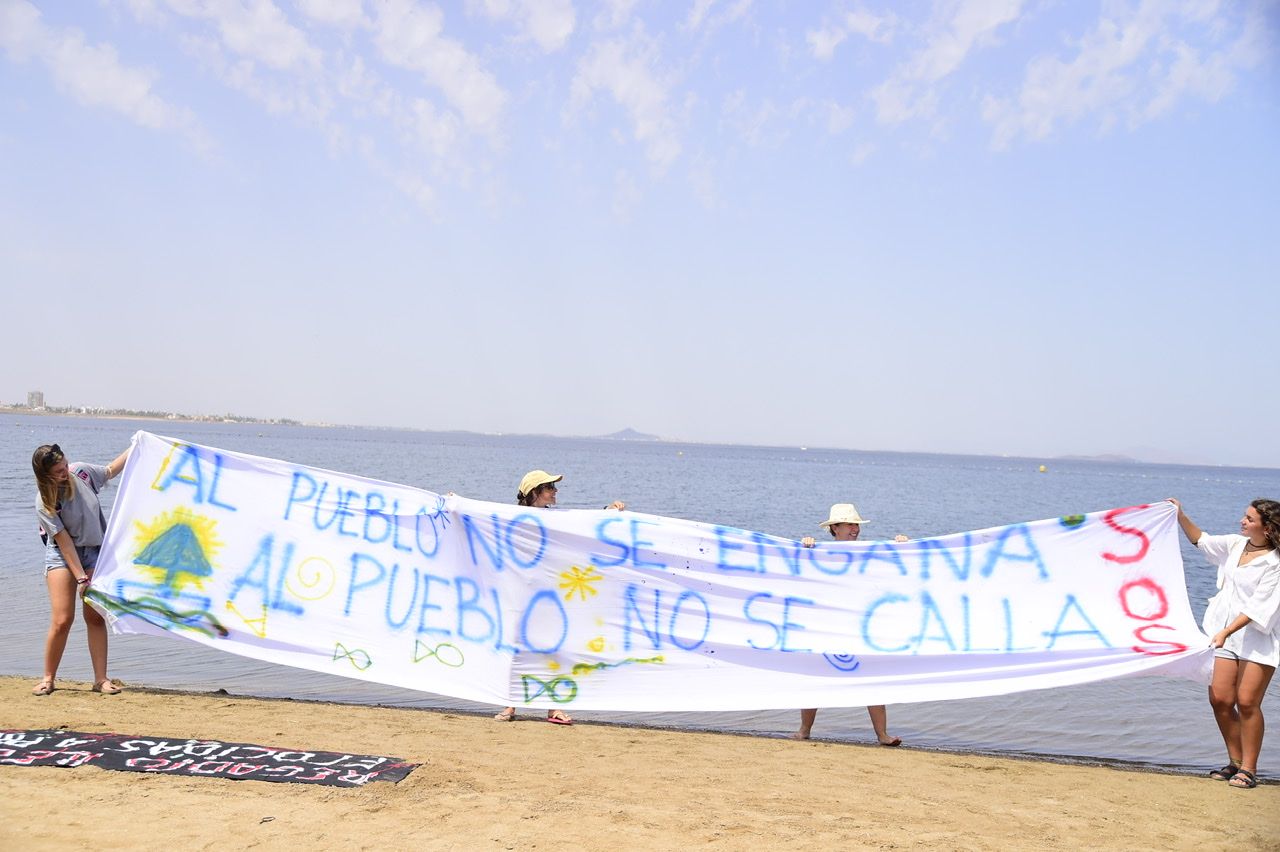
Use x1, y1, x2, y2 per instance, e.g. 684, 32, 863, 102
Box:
494, 709, 516, 722
92, 679, 122, 695
31, 679, 55, 696
1229, 769, 1257, 789
546, 711, 573, 725
1209, 763, 1240, 781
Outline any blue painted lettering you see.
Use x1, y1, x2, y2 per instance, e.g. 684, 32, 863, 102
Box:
414, 572, 452, 637
345, 553, 387, 616
1043, 594, 1110, 650
743, 592, 782, 650
667, 591, 711, 651
384, 562, 420, 630
779, 596, 814, 653
519, 589, 568, 654
912, 590, 957, 652
714, 525, 758, 573
590, 516, 630, 566
283, 471, 317, 521
919, 535, 974, 582
980, 524, 1049, 580
858, 542, 908, 577
623, 584, 662, 651
862, 594, 912, 652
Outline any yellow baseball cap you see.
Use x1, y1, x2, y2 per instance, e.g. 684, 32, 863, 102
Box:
518, 470, 563, 498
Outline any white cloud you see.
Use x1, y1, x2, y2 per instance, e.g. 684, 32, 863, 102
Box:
524, 0, 576, 51
179, 32, 331, 124
296, 0, 367, 30
686, 0, 716, 31
571, 36, 681, 171
825, 100, 855, 134
0, 0, 207, 146
593, 0, 639, 31
372, 0, 507, 137
161, 0, 322, 70
721, 89, 786, 147
982, 0, 1267, 149
474, 0, 575, 52
845, 7, 894, 44
684, 0, 752, 34
806, 5, 896, 61
806, 24, 846, 61
403, 96, 462, 158
873, 0, 1023, 123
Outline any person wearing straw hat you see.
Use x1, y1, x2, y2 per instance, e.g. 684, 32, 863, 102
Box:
494, 470, 624, 724
794, 502, 908, 745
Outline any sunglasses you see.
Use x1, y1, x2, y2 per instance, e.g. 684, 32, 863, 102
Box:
541, 483, 558, 492
41, 444, 64, 468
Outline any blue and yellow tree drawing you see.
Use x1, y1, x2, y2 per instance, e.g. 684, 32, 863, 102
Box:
133, 508, 220, 597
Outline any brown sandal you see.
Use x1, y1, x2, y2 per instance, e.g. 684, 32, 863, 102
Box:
1229, 769, 1257, 789
31, 678, 55, 696
92, 679, 122, 695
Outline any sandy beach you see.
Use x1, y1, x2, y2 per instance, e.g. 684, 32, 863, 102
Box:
1, 676, 1277, 851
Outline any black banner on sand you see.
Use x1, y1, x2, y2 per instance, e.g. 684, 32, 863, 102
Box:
0, 729, 417, 787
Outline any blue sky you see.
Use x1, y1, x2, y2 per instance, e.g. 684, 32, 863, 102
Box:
2, 0, 1277, 465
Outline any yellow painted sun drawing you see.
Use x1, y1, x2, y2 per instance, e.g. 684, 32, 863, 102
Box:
132, 506, 224, 591
558, 565, 602, 602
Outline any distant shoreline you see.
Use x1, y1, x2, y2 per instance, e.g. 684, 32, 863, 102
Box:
0, 405, 311, 428
2, 406, 1268, 471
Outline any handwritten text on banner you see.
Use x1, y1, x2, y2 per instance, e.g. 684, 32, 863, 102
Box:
89, 432, 1212, 711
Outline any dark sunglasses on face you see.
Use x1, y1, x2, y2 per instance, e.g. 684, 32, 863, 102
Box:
541, 483, 558, 492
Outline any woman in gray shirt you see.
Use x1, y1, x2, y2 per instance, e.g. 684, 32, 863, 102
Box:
32, 442, 129, 696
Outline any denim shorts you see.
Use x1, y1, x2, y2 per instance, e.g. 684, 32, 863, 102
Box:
44, 543, 99, 573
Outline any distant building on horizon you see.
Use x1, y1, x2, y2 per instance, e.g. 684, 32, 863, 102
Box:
27, 390, 45, 410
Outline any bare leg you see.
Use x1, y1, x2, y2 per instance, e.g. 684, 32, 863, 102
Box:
83, 596, 111, 685
1235, 660, 1275, 777
792, 708, 817, 740
867, 705, 902, 746
40, 570, 77, 683
1209, 657, 1244, 766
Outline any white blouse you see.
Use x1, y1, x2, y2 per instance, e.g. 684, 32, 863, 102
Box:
1196, 533, 1280, 667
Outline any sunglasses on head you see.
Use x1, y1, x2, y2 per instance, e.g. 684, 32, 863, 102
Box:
42, 444, 64, 468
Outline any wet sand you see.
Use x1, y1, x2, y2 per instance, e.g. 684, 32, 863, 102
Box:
1, 676, 1277, 851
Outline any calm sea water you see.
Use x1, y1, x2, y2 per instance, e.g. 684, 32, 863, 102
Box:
3, 412, 1277, 774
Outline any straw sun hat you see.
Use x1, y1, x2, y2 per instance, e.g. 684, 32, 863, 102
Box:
818, 503, 870, 528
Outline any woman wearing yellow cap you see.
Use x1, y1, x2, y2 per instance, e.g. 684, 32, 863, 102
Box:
795, 502, 908, 746
494, 471, 623, 724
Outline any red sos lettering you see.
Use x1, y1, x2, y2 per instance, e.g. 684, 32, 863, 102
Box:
1118, 578, 1187, 656
1101, 505, 1151, 564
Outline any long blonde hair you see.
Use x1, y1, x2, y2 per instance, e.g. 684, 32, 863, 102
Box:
32, 444, 74, 516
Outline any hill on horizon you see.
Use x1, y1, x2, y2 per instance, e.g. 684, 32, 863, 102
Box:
597, 427, 661, 441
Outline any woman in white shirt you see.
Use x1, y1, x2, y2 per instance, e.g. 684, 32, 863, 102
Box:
1170, 498, 1280, 789
794, 502, 909, 746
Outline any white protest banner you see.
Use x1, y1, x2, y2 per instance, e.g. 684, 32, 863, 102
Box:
89, 431, 1212, 711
